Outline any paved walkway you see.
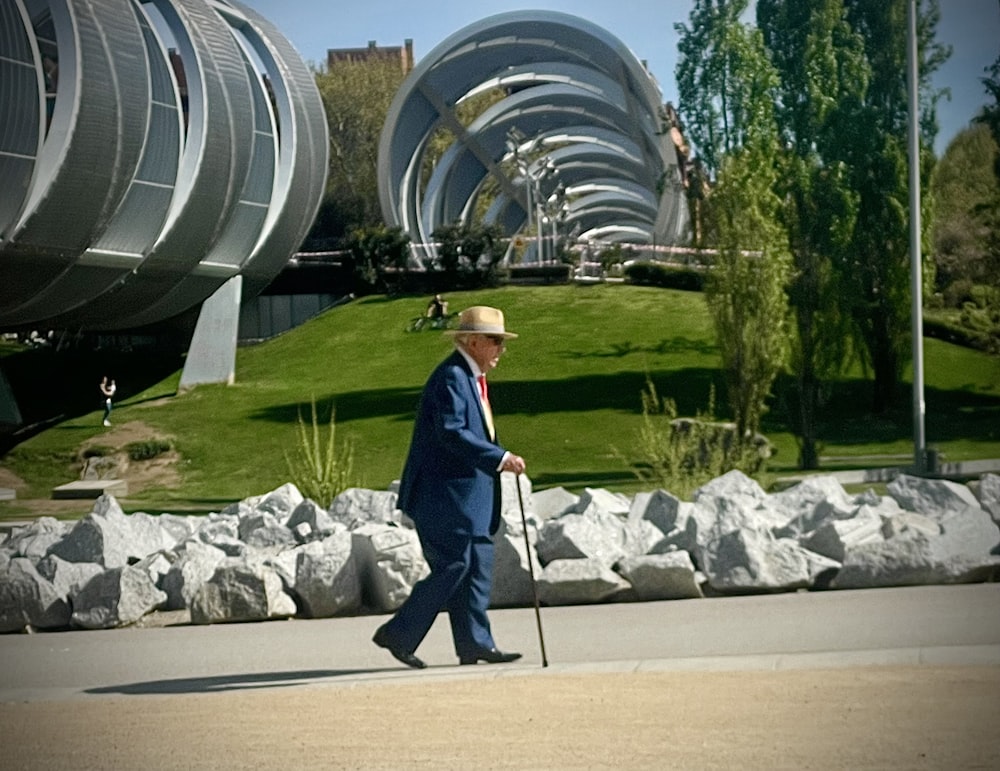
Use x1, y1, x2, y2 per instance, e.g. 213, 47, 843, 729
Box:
2, 583, 998, 702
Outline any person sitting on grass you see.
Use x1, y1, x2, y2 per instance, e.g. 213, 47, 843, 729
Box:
426, 294, 448, 326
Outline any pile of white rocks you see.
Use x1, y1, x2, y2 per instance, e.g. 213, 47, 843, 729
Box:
2, 471, 998, 633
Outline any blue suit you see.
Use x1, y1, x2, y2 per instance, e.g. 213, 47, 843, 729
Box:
386, 350, 506, 658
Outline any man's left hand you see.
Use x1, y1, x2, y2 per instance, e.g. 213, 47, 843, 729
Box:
501, 454, 526, 474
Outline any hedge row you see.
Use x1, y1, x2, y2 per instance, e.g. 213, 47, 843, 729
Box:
623, 261, 706, 291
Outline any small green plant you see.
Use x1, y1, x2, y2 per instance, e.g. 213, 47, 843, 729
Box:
284, 398, 358, 508
616, 377, 769, 499
125, 439, 172, 461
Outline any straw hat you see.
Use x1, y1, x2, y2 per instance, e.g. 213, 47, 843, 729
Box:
445, 305, 518, 338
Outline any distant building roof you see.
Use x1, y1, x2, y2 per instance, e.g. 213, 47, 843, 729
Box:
327, 40, 414, 74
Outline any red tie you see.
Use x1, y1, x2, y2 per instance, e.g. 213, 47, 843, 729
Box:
478, 375, 495, 439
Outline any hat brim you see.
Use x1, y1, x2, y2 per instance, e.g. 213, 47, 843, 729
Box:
444, 328, 518, 339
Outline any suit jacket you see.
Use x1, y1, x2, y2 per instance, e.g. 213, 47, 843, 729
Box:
397, 350, 506, 537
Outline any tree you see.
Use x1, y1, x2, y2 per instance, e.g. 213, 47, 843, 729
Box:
345, 225, 410, 295
676, 0, 792, 442
309, 57, 407, 246
832, 0, 948, 412
706, 149, 793, 442
758, 0, 866, 468
756, 0, 948, 452
430, 221, 507, 289
949, 51, 1000, 352
978, 54, 1000, 173
932, 123, 1000, 301
676, 0, 752, 181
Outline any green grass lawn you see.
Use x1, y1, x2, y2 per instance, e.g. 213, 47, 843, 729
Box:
2, 283, 998, 517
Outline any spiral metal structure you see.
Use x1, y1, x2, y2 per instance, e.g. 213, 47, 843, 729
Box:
0, 0, 328, 331
378, 10, 688, 267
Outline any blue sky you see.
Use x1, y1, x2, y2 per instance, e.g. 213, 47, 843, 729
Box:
237, 0, 999, 156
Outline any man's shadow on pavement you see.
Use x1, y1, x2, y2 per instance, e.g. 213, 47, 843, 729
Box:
84, 668, 401, 696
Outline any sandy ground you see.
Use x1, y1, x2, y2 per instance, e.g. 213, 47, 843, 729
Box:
2, 666, 998, 770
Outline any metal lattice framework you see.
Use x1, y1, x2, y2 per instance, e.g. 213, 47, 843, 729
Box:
377, 10, 688, 267
0, 0, 328, 331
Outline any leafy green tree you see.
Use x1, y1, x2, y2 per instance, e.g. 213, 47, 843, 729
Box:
932, 123, 1000, 300
979, 54, 1000, 176
345, 224, 410, 294
706, 149, 793, 442
832, 0, 948, 412
676, 0, 792, 442
975, 51, 1000, 275
309, 57, 406, 246
757, 0, 865, 468
980, 53, 1000, 129
754, 0, 947, 443
676, 0, 753, 180
430, 221, 507, 289
949, 52, 1000, 352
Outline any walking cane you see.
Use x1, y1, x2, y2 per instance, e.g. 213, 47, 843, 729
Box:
515, 473, 548, 667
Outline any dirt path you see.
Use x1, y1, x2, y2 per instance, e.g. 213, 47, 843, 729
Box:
3, 666, 998, 769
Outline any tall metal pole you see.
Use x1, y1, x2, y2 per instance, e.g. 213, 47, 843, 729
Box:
906, 0, 927, 473
535, 179, 544, 264
525, 169, 532, 231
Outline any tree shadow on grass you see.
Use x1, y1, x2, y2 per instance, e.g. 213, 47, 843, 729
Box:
248, 368, 724, 425
248, 387, 423, 426
556, 336, 718, 359
248, 369, 999, 448
767, 375, 1000, 446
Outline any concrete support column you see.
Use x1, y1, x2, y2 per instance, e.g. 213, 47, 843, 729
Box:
179, 275, 242, 389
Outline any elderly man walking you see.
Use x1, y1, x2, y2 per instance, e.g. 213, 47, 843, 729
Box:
373, 306, 526, 668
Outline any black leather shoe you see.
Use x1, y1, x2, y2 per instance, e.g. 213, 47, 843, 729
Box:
373, 625, 426, 669
459, 647, 523, 665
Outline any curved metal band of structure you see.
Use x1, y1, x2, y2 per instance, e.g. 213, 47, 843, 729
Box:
0, 0, 328, 331
377, 10, 688, 265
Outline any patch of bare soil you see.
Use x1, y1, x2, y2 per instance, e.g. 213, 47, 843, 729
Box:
0, 465, 24, 490
79, 419, 173, 456
1, 421, 181, 519
83, 423, 182, 491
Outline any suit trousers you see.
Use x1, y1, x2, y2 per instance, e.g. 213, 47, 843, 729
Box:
381, 526, 495, 658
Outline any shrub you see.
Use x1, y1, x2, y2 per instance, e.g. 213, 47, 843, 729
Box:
430, 221, 507, 290
345, 224, 411, 295
284, 398, 358, 508
924, 285, 1000, 353
597, 243, 627, 273
959, 297, 1000, 354
942, 278, 975, 308
623, 261, 706, 291
125, 439, 172, 461
615, 378, 769, 499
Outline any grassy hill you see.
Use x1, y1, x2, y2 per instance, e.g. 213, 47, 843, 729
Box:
2, 284, 999, 518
